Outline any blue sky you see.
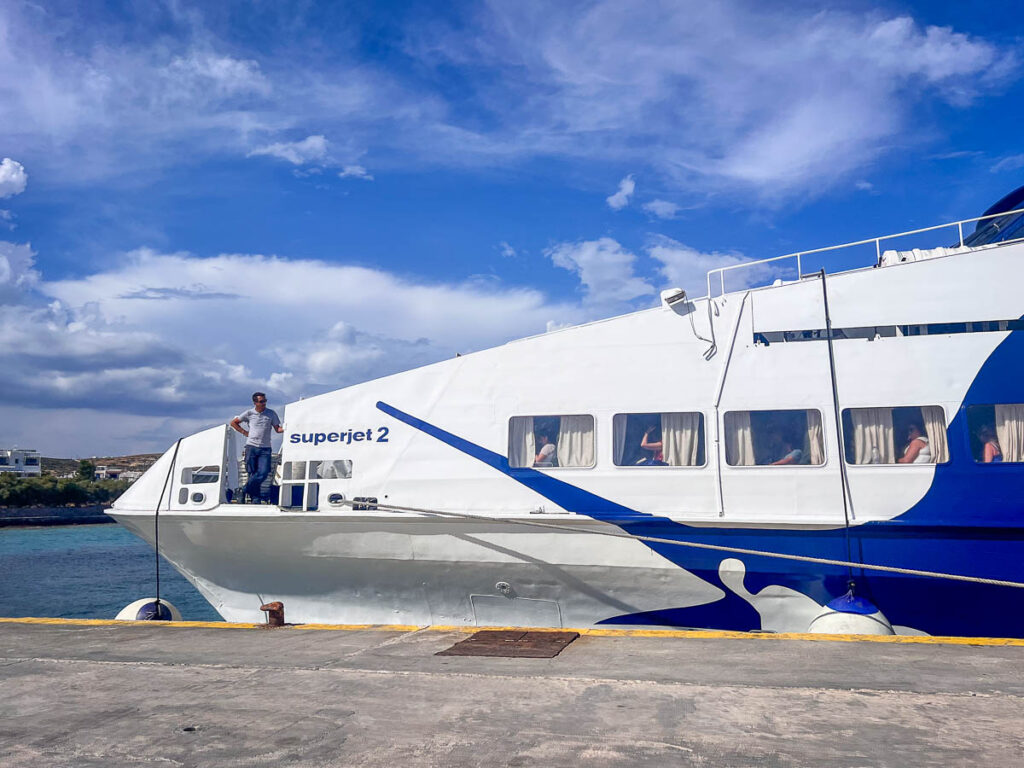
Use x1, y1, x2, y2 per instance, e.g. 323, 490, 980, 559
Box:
1, 0, 1022, 455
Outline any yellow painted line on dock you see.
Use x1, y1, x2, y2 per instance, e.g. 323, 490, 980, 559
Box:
3, 615, 1024, 646
0, 617, 420, 632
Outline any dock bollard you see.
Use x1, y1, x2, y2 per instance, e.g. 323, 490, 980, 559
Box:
260, 601, 285, 627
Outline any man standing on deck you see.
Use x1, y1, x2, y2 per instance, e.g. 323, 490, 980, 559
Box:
230, 392, 283, 503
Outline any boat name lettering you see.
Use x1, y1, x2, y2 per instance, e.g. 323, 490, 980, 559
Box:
289, 427, 390, 445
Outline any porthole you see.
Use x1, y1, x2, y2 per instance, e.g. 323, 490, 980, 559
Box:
327, 493, 346, 506
178, 488, 189, 505
191, 491, 205, 504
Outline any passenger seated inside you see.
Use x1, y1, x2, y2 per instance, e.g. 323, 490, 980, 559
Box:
769, 435, 803, 465
533, 433, 556, 467
897, 422, 931, 463
637, 426, 668, 466
978, 426, 1003, 463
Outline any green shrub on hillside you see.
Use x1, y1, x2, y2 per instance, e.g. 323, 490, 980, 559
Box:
0, 474, 131, 507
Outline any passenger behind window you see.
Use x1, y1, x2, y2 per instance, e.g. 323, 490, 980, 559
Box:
769, 435, 804, 465
896, 422, 931, 463
843, 405, 949, 464
725, 409, 823, 467
978, 426, 1003, 463
638, 426, 668, 466
534, 432, 556, 467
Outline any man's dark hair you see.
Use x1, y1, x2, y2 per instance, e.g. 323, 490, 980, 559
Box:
252, 391, 267, 403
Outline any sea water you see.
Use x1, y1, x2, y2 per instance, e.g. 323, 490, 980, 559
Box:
0, 524, 221, 621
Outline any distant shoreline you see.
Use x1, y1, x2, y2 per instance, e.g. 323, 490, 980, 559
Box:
0, 505, 114, 528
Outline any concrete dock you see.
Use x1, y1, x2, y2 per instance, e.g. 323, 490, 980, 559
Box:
1, 620, 1023, 767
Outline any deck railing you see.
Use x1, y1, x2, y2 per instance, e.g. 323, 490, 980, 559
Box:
705, 206, 1024, 299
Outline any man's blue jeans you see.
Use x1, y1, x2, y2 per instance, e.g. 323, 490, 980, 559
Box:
244, 446, 272, 502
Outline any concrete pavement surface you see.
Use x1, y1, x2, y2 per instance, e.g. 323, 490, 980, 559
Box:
1, 620, 1023, 767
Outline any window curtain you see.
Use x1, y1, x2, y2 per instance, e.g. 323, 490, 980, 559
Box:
557, 415, 595, 467
509, 417, 535, 468
613, 414, 628, 466
724, 411, 754, 466
850, 408, 894, 464
920, 406, 948, 463
806, 410, 825, 465
662, 412, 700, 466
996, 404, 1024, 462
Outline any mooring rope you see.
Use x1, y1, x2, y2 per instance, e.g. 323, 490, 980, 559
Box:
338, 499, 1024, 590
152, 439, 182, 610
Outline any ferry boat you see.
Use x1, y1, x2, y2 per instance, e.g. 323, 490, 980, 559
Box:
109, 188, 1024, 637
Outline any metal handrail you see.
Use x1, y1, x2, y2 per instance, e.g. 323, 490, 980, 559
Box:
706, 206, 1024, 299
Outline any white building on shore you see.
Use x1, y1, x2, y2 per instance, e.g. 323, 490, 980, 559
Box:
0, 449, 42, 477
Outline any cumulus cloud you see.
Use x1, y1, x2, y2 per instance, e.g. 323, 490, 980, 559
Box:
0, 158, 28, 198
0, 241, 39, 301
606, 175, 635, 210
0, 246, 586, 434
547, 237, 653, 306
642, 199, 680, 219
338, 164, 374, 180
249, 135, 329, 165
646, 236, 750, 296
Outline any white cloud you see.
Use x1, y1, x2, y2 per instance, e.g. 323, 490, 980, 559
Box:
498, 241, 516, 258
0, 241, 39, 300
164, 53, 271, 99
413, 4, 1016, 199
642, 199, 680, 219
855, 180, 874, 191
991, 154, 1024, 173
339, 162, 376, 180
606, 175, 635, 210
0, 158, 28, 198
545, 319, 573, 333
646, 236, 749, 296
0, 246, 585, 430
42, 248, 581, 351
338, 164, 374, 180
547, 237, 653, 305
0, 3, 1014, 201
249, 135, 329, 165
0, 405, 222, 458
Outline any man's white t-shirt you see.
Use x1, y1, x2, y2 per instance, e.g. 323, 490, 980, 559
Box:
536, 442, 555, 464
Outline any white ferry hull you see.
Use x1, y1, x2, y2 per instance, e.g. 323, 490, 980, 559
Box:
110, 509, 781, 628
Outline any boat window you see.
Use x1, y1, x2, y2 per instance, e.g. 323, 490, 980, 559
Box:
180, 465, 220, 484
612, 412, 705, 466
279, 459, 348, 511
724, 409, 825, 466
841, 406, 949, 464
315, 460, 353, 479
281, 461, 306, 481
508, 415, 595, 469
966, 404, 1024, 463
